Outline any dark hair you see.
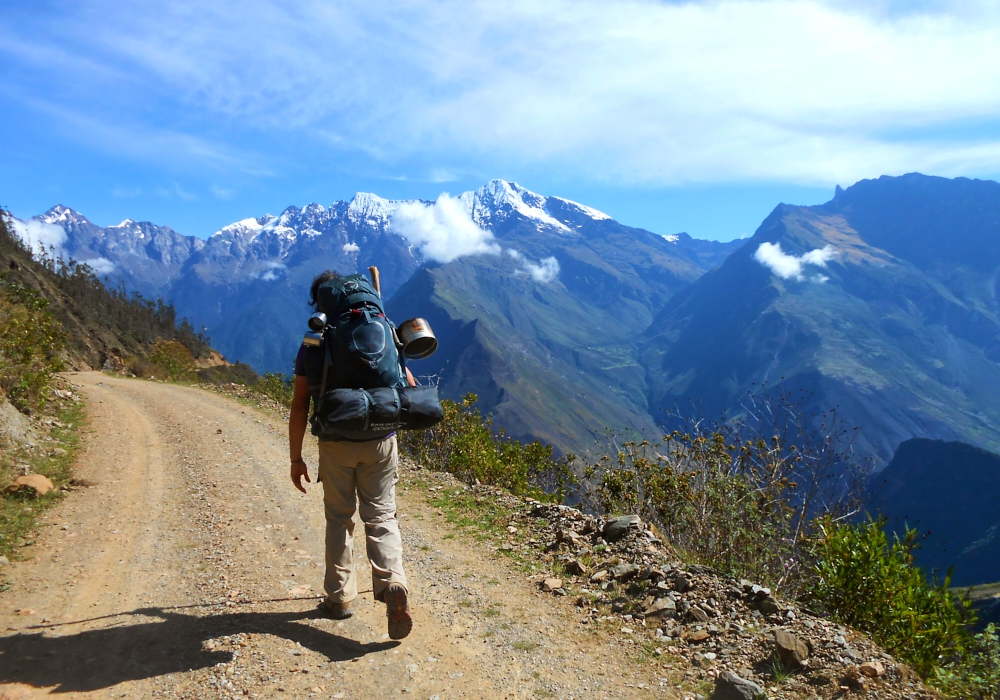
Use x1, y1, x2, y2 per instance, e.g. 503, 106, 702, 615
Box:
309, 270, 340, 308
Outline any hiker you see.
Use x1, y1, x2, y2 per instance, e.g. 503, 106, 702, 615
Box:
287, 269, 416, 640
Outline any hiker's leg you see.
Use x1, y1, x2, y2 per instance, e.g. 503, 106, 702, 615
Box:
318, 440, 360, 604
355, 435, 407, 602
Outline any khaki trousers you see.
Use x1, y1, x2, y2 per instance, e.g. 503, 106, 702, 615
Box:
317, 436, 408, 603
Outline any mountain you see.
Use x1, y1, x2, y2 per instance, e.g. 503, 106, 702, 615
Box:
387, 181, 741, 451
0, 209, 213, 373
16, 181, 740, 453
31, 205, 204, 298
642, 173, 1000, 464
868, 438, 1000, 587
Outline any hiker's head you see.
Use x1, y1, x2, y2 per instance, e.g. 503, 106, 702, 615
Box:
309, 270, 340, 308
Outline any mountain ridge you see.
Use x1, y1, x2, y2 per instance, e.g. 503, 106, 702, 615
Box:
642, 173, 1000, 465
15, 180, 740, 454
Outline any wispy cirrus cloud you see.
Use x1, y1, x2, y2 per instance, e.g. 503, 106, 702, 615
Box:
3, 0, 1000, 187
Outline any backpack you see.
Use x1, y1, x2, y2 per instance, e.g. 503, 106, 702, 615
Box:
303, 273, 442, 441
314, 273, 406, 390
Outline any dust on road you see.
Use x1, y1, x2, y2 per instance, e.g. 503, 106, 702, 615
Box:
0, 373, 664, 699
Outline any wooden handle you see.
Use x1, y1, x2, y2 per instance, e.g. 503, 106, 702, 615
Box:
368, 266, 381, 297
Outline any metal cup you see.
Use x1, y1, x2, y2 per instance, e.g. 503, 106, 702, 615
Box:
397, 318, 438, 359
308, 312, 327, 332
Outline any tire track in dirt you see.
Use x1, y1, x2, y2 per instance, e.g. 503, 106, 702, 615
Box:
0, 373, 667, 699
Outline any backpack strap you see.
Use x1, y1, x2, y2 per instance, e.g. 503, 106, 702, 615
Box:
315, 330, 334, 415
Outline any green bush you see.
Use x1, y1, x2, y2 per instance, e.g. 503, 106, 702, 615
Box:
934, 623, 1000, 700
807, 517, 975, 677
399, 393, 576, 501
0, 276, 65, 412
255, 372, 294, 407
582, 400, 867, 597
147, 339, 197, 380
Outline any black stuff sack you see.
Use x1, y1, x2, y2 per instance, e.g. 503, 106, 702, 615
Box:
311, 385, 443, 441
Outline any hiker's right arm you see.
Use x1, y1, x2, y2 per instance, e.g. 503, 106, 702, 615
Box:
289, 374, 311, 493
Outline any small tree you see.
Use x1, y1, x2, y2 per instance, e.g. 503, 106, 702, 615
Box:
807, 516, 975, 677
148, 340, 196, 380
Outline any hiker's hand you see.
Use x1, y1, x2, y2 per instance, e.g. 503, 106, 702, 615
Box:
290, 460, 310, 493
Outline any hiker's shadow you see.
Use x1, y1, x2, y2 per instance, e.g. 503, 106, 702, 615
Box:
0, 605, 397, 693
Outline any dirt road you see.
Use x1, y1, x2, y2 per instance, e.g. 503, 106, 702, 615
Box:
0, 373, 666, 699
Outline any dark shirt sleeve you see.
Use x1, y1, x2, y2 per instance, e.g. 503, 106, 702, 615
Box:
294, 345, 307, 377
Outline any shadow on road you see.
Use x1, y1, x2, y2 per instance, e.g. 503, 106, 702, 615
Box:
0, 605, 396, 693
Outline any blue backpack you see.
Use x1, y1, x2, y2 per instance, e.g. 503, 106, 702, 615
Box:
304, 274, 442, 441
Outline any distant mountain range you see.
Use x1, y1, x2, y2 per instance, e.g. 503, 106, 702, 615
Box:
643, 174, 1000, 463
13, 181, 739, 452
15, 173, 1000, 465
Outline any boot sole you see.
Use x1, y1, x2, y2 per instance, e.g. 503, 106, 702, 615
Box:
385, 586, 412, 640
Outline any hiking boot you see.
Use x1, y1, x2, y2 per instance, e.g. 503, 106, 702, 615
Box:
317, 598, 353, 620
384, 584, 411, 640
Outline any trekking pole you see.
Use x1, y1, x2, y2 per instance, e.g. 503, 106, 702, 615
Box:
368, 266, 381, 298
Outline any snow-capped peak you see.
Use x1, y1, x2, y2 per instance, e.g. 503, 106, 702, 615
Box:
212, 217, 271, 239
347, 192, 397, 224
112, 219, 135, 228
471, 180, 571, 232
225, 217, 264, 232
548, 197, 612, 221
35, 205, 90, 227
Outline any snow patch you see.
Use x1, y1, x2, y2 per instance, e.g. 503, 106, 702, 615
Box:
348, 192, 398, 224
549, 196, 612, 221
663, 234, 680, 243
222, 217, 264, 233
754, 242, 835, 282
474, 180, 571, 232
37, 206, 87, 226
392, 194, 500, 263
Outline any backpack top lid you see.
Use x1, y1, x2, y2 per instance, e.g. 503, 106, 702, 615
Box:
315, 274, 383, 317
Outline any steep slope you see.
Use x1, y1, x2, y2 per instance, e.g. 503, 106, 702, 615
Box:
386, 181, 739, 452
868, 438, 1000, 587
642, 174, 1000, 463
1, 211, 210, 371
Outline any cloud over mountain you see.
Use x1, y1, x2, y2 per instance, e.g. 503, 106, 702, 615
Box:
754, 242, 834, 281
392, 194, 500, 263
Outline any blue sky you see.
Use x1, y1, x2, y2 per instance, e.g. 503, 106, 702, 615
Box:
3, 0, 1000, 242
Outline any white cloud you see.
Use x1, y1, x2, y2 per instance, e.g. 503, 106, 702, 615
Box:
9, 217, 117, 274
343, 242, 360, 253
251, 260, 286, 281
7, 0, 1000, 185
391, 193, 500, 263
522, 256, 560, 284
211, 184, 234, 200
10, 218, 68, 257
84, 257, 116, 275
507, 248, 561, 283
754, 242, 835, 281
